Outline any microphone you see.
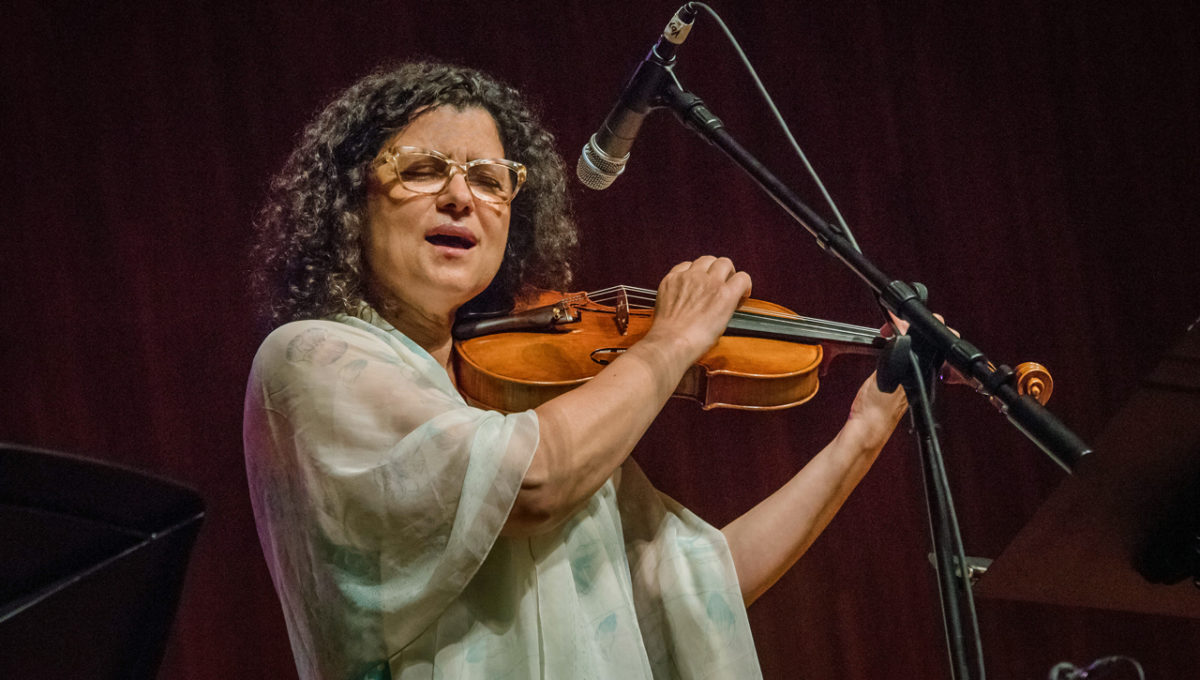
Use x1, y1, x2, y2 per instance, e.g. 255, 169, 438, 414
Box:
577, 5, 698, 190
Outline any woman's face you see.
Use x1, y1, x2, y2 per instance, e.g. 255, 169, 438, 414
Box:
365, 106, 511, 320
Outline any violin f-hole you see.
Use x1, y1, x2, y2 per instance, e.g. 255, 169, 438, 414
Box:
590, 347, 627, 365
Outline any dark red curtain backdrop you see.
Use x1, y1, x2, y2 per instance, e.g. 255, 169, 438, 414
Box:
3, 1, 1198, 678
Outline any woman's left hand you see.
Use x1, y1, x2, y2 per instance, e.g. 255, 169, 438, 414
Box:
846, 312, 958, 449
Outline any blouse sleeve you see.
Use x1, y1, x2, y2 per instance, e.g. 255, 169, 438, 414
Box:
244, 318, 538, 675
615, 460, 761, 678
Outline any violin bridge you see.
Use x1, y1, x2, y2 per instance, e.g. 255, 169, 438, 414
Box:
615, 287, 630, 335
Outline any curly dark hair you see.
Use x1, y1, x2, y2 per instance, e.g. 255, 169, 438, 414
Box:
250, 61, 577, 328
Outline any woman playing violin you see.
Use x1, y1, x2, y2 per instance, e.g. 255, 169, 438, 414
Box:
245, 62, 908, 680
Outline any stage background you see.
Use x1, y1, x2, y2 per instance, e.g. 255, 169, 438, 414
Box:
3, 1, 1198, 677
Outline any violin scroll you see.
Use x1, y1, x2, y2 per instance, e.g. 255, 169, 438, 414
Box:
1014, 361, 1053, 405
956, 360, 1055, 408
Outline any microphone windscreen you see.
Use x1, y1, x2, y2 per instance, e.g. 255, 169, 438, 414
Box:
576, 136, 627, 190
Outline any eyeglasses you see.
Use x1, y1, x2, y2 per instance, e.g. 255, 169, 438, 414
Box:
372, 146, 527, 204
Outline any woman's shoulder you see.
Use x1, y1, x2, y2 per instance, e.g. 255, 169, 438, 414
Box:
248, 313, 460, 408
255, 318, 382, 365
249, 317, 409, 389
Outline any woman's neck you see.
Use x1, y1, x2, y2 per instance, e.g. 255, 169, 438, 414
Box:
375, 295, 458, 374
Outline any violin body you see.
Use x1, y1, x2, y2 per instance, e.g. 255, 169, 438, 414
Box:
453, 289, 827, 412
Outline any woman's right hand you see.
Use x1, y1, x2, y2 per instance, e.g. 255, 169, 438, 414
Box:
643, 256, 753, 365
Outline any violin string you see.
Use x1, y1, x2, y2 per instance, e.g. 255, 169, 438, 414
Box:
734, 317, 878, 342
732, 310, 878, 337
586, 286, 657, 310
586, 288, 879, 339
584, 286, 879, 341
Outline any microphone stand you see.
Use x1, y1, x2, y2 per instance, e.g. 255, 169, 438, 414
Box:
630, 59, 1092, 680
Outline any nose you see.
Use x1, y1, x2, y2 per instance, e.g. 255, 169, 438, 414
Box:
435, 167, 475, 214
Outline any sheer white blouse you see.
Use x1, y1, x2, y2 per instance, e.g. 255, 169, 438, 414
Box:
244, 309, 761, 679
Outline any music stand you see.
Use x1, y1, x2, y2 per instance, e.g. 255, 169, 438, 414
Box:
0, 443, 205, 678
975, 324, 1200, 619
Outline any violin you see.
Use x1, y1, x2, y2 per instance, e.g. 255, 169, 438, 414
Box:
452, 286, 1052, 412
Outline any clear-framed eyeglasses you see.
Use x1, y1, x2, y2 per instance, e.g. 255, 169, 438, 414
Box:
372, 146, 527, 205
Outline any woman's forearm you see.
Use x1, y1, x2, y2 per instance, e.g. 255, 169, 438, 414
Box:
721, 374, 907, 604
505, 334, 694, 535
504, 257, 752, 536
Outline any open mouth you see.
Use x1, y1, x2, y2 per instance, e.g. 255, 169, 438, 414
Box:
426, 233, 476, 249
425, 226, 477, 250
